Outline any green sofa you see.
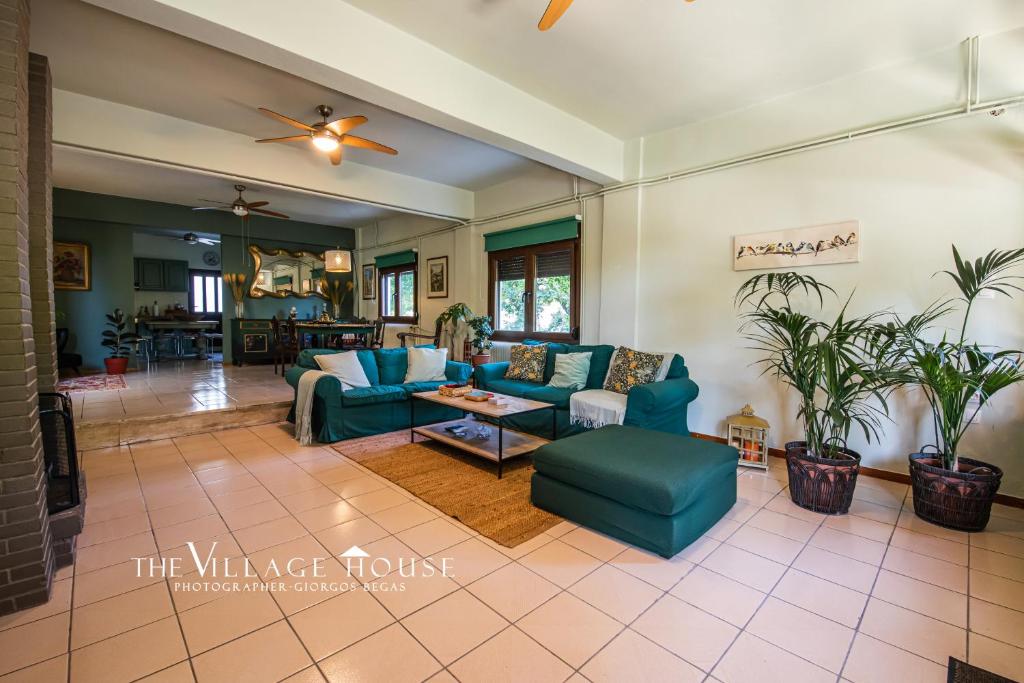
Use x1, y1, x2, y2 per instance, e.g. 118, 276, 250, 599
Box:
285, 348, 473, 443
531, 426, 738, 557
473, 342, 699, 439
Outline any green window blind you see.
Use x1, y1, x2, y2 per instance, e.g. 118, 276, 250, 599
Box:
375, 250, 417, 268
272, 275, 293, 286
483, 217, 579, 252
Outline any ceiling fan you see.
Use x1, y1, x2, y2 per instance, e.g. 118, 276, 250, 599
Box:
181, 232, 219, 246
192, 184, 290, 219
255, 104, 398, 166
539, 0, 697, 31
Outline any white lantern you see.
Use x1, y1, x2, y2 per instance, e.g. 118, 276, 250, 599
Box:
727, 404, 770, 470
324, 249, 352, 273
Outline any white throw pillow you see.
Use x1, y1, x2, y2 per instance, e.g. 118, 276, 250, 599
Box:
314, 352, 371, 391
404, 347, 449, 383
548, 352, 592, 390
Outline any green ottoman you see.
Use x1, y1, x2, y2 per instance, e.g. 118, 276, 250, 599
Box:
531, 425, 738, 558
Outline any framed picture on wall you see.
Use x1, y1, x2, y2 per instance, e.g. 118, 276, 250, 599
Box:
361, 264, 376, 300
53, 241, 91, 291
426, 256, 448, 298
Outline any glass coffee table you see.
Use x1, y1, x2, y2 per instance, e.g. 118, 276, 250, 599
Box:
410, 390, 556, 478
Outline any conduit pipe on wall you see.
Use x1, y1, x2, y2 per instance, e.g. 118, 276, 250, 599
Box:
355, 35, 1023, 254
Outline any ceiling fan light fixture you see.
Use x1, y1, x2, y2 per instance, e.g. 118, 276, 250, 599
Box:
312, 132, 340, 152
324, 249, 352, 273
232, 204, 249, 217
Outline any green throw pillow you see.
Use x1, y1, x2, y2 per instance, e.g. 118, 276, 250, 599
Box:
505, 343, 547, 382
547, 352, 592, 390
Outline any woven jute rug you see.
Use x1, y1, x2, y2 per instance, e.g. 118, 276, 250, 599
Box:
336, 434, 561, 548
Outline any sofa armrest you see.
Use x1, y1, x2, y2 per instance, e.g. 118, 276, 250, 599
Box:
473, 361, 509, 389
624, 377, 700, 435
445, 361, 473, 383
284, 366, 343, 403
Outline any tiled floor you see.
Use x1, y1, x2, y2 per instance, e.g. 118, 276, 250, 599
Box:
2, 425, 1023, 682
69, 359, 293, 423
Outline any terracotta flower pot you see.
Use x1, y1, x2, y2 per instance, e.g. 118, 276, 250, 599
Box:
104, 357, 129, 375
471, 353, 492, 367
908, 454, 1002, 532
785, 441, 861, 515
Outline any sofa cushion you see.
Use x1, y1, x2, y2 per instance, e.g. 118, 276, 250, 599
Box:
485, 378, 541, 398
397, 381, 451, 396
373, 348, 410, 385
340, 385, 407, 407
532, 425, 739, 516
522, 384, 576, 409
666, 354, 688, 379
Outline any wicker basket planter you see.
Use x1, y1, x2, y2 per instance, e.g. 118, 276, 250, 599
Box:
909, 454, 1002, 532
785, 441, 861, 515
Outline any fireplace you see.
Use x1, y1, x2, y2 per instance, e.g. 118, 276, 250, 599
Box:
39, 393, 86, 568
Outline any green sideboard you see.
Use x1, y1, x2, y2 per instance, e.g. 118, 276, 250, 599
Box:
231, 318, 275, 366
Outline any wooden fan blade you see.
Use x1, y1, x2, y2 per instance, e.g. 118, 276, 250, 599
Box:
539, 0, 574, 30
341, 135, 398, 155
196, 198, 233, 206
255, 135, 309, 143
257, 108, 315, 132
325, 115, 367, 137
245, 201, 269, 208
328, 145, 342, 166
250, 207, 290, 219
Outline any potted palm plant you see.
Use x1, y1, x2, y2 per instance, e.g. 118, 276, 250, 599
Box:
468, 315, 494, 366
101, 309, 140, 375
883, 246, 1023, 531
736, 273, 891, 514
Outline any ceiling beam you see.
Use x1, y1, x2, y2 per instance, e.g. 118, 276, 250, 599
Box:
82, 0, 625, 185
53, 90, 475, 220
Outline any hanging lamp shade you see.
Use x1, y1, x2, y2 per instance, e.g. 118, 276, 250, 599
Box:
324, 249, 352, 273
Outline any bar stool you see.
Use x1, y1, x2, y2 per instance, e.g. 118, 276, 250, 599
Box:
132, 337, 153, 370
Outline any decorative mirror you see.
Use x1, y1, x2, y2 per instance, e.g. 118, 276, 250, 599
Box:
248, 245, 328, 299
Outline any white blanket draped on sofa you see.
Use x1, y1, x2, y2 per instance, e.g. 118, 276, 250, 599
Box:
294, 369, 327, 446
569, 389, 628, 430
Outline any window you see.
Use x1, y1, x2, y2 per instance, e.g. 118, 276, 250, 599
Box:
190, 270, 223, 316
488, 239, 579, 342
378, 263, 417, 323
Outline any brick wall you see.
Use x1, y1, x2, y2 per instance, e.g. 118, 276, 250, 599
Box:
28, 53, 54, 393
0, 0, 54, 616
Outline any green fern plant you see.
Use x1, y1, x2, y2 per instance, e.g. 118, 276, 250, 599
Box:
736, 273, 892, 458
882, 246, 1024, 470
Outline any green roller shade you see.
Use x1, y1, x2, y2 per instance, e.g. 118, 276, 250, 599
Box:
375, 250, 417, 268
273, 275, 293, 286
484, 217, 579, 252
310, 268, 324, 280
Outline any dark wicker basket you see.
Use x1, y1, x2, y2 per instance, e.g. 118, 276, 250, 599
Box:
786, 441, 861, 515
909, 454, 1002, 532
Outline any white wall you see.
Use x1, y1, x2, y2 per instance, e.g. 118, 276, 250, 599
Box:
615, 112, 1024, 495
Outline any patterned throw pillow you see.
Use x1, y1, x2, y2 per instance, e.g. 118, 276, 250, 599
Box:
603, 346, 666, 394
505, 344, 548, 382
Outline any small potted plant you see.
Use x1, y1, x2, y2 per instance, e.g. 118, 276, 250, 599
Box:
101, 309, 140, 375
436, 303, 475, 358
883, 246, 1023, 531
468, 315, 494, 366
736, 273, 891, 514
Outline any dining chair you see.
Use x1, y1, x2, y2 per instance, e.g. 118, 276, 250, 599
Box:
270, 317, 298, 375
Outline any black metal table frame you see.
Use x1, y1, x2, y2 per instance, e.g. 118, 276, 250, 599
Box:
410, 394, 557, 479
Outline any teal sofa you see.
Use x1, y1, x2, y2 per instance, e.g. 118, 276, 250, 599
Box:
285, 348, 473, 443
532, 426, 738, 557
473, 343, 699, 439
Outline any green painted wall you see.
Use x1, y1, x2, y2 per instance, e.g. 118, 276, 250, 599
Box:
53, 218, 135, 370
53, 189, 357, 367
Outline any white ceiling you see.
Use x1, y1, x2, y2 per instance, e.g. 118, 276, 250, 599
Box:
32, 0, 548, 192
53, 146, 403, 227
344, 0, 1024, 138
